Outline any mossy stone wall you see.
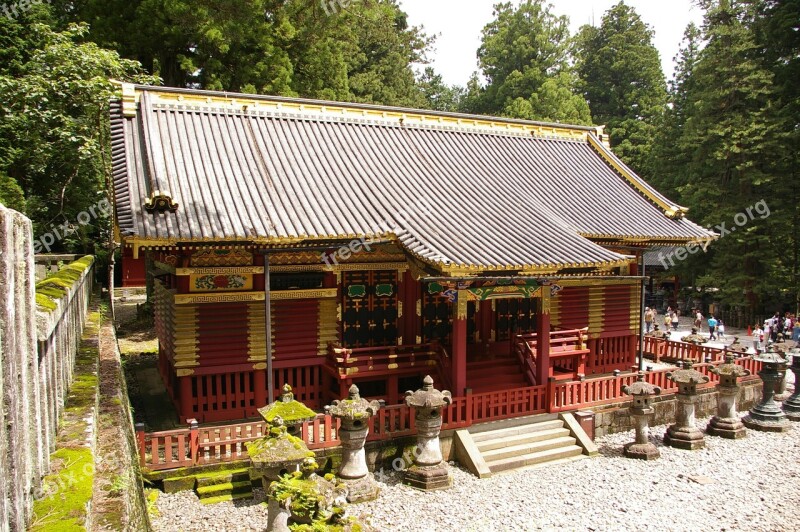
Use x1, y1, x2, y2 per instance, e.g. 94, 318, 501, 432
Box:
0, 204, 95, 531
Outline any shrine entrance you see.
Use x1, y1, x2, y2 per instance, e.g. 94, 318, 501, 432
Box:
341, 270, 399, 348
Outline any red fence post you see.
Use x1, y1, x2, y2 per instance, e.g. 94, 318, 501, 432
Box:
135, 423, 146, 467
188, 418, 199, 466
465, 389, 473, 427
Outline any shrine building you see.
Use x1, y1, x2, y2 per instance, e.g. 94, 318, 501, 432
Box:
111, 84, 714, 423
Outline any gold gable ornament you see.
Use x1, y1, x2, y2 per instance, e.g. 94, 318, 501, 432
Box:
144, 191, 179, 213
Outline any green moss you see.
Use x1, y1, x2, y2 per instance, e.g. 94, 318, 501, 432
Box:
259, 398, 317, 425
36, 293, 58, 310
30, 447, 94, 532
145, 489, 160, 518
35, 256, 94, 313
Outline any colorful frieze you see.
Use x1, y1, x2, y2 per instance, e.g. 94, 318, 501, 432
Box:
426, 279, 541, 301
191, 249, 253, 266
191, 273, 253, 292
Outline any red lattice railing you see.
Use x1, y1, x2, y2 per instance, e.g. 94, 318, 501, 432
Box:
138, 344, 763, 471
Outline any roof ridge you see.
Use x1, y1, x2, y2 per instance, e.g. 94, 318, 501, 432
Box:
122, 82, 604, 143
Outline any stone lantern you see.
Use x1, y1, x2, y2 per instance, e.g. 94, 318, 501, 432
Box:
621, 372, 662, 460
726, 337, 749, 356
707, 350, 750, 439
326, 384, 381, 503
770, 341, 793, 401
265, 457, 370, 532
247, 385, 318, 490
782, 351, 800, 421
743, 350, 791, 432
403, 375, 453, 489
681, 328, 706, 345
664, 362, 709, 450
258, 384, 317, 437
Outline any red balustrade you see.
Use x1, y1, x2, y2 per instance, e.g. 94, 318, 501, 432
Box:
188, 370, 257, 422
515, 328, 591, 381
301, 414, 340, 450
195, 421, 266, 465
326, 342, 449, 387
137, 346, 765, 471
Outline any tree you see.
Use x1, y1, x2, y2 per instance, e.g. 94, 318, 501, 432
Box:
0, 12, 155, 252
654, 0, 786, 320
416, 67, 464, 112
63, 0, 431, 107
647, 23, 703, 198
0, 171, 26, 213
756, 0, 800, 309
574, 2, 667, 175
470, 0, 591, 123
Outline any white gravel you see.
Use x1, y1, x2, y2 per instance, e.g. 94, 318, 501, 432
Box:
152, 418, 800, 532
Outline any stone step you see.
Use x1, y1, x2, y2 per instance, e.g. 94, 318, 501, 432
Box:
470, 418, 564, 443
475, 427, 571, 452
198, 490, 254, 506
486, 445, 584, 473
195, 468, 251, 488
481, 436, 577, 462
196, 480, 253, 503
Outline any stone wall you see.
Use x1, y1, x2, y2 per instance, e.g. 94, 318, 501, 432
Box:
0, 204, 94, 531
92, 319, 152, 531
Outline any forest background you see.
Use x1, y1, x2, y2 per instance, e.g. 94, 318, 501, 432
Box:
0, 0, 796, 323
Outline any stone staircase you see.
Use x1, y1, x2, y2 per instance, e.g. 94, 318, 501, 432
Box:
467, 356, 529, 393
455, 413, 597, 477
162, 467, 257, 505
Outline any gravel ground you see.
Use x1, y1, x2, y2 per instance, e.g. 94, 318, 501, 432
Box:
152, 417, 800, 532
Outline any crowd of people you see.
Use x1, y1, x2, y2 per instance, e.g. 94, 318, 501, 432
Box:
644, 305, 799, 352
751, 311, 797, 351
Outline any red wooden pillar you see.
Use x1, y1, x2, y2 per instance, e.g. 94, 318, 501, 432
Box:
452, 290, 468, 396
179, 375, 194, 423
254, 367, 267, 407
535, 287, 551, 386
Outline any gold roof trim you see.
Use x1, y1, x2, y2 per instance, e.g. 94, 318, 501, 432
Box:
587, 133, 688, 220
122, 83, 600, 142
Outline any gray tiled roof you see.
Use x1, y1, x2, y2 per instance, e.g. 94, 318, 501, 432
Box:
111, 86, 713, 272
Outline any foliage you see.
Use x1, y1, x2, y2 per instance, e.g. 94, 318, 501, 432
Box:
0, 170, 26, 212
648, 0, 797, 319
63, 0, 431, 107
416, 67, 464, 112
0, 11, 156, 254
573, 2, 668, 175
466, 0, 591, 123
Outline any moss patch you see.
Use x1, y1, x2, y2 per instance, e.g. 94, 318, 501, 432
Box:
30, 447, 94, 532
35, 255, 94, 313
31, 303, 101, 530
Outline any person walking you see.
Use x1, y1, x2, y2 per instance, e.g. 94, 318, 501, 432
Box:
717, 319, 725, 339
707, 315, 718, 341
664, 312, 671, 329
753, 324, 763, 352
644, 307, 654, 333
671, 312, 680, 331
